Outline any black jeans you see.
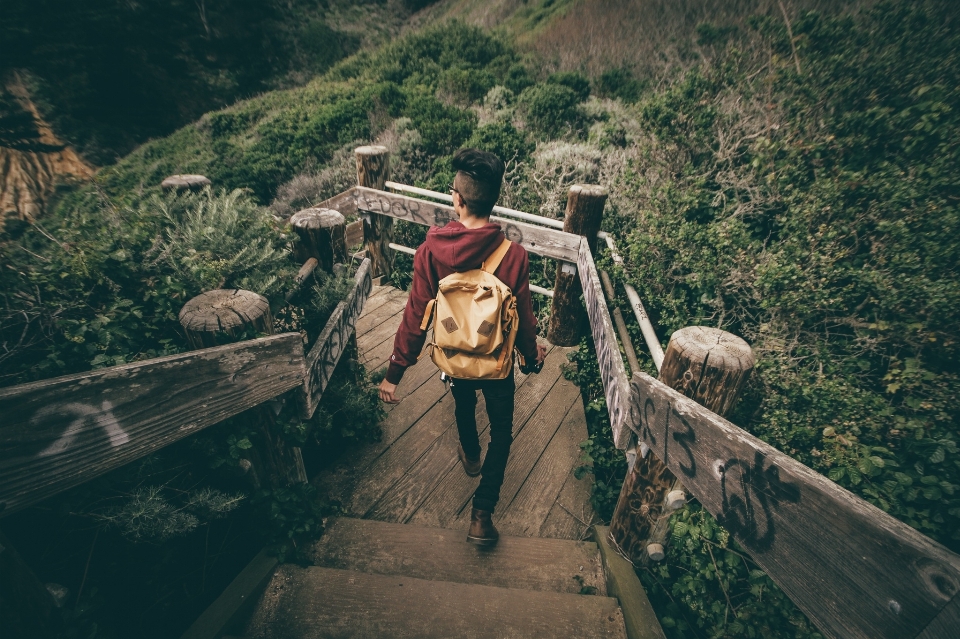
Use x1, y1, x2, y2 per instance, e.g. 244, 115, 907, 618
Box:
449, 370, 515, 513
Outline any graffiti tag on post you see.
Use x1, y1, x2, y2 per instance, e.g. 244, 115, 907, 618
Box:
299, 258, 373, 419
630, 372, 800, 552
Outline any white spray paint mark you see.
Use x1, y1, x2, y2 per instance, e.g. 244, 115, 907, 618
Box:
34, 401, 129, 457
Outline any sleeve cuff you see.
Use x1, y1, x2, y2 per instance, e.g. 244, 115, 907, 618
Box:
386, 361, 407, 385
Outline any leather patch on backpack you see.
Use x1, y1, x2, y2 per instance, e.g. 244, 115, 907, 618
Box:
477, 320, 496, 337
442, 348, 458, 359
441, 317, 459, 333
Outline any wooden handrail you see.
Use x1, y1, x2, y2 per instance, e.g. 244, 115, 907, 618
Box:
0, 333, 306, 516
578, 221, 960, 638
353, 186, 582, 263
0, 258, 374, 517
297, 258, 372, 419
627, 373, 960, 639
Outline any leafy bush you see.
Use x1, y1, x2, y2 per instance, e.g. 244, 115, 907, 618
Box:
624, 1, 960, 550
517, 83, 582, 138
465, 121, 535, 164
151, 188, 288, 296
595, 67, 645, 103
1, 187, 295, 381
548, 71, 591, 101
641, 504, 823, 639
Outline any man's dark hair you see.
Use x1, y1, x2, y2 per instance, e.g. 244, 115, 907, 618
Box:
452, 148, 505, 216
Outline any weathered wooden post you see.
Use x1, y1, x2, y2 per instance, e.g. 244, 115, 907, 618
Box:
290, 208, 347, 273
548, 185, 607, 346
161, 174, 211, 193
290, 201, 361, 375
179, 289, 307, 487
355, 146, 392, 280
608, 326, 755, 564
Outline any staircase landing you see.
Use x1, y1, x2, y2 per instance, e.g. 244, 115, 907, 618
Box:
314, 284, 597, 540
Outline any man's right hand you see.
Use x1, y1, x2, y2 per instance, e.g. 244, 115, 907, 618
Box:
535, 343, 547, 365
379, 379, 400, 404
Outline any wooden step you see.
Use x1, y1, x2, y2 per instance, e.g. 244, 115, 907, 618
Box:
310, 517, 605, 596
244, 566, 627, 639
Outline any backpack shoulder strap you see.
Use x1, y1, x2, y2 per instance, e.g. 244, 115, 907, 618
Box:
481, 239, 512, 275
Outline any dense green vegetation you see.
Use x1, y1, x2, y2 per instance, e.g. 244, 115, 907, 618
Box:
596, 3, 960, 637
0, 0, 413, 162
3, 1, 958, 637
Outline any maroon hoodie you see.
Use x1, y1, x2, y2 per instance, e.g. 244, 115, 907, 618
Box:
385, 220, 539, 384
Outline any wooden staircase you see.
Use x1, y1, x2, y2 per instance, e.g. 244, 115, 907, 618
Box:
240, 517, 628, 639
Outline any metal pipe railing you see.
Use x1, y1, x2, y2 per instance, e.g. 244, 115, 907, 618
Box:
602, 234, 664, 371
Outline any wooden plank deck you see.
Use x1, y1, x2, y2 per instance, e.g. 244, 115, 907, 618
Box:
314, 285, 597, 540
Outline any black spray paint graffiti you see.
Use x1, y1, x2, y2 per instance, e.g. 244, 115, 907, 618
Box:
356, 191, 454, 228
307, 260, 372, 407
717, 450, 801, 552
31, 401, 129, 457
631, 374, 801, 552
578, 243, 632, 445
637, 397, 697, 478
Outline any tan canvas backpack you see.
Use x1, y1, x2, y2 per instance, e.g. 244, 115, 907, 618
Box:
419, 239, 520, 379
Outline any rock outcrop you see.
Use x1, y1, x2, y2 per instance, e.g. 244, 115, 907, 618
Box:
1, 73, 94, 222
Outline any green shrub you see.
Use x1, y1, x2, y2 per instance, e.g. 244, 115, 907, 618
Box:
465, 121, 535, 164
503, 62, 535, 95
151, 188, 289, 297
548, 71, 591, 101
595, 67, 645, 103
517, 83, 581, 138
404, 89, 477, 155
641, 504, 823, 639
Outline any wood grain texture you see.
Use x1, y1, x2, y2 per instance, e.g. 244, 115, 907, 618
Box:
344, 219, 364, 248
290, 208, 346, 272
549, 185, 608, 346
352, 391, 458, 517
297, 258, 372, 419
244, 566, 627, 639
320, 188, 360, 220
311, 517, 605, 596
610, 327, 755, 564
0, 333, 305, 515
629, 372, 960, 639
356, 146, 393, 278
658, 326, 755, 416
915, 593, 960, 639
355, 291, 407, 338
179, 289, 273, 350
355, 186, 582, 263
497, 399, 588, 537
593, 525, 668, 639
578, 241, 635, 450
312, 358, 441, 507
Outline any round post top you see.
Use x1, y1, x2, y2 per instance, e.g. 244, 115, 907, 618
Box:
355, 145, 389, 157
178, 289, 269, 333
290, 208, 346, 229
161, 174, 211, 191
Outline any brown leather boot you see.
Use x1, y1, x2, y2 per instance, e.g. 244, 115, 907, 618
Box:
458, 444, 482, 477
467, 508, 499, 546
